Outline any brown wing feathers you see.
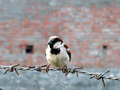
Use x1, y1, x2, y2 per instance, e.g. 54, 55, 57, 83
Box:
64, 44, 71, 62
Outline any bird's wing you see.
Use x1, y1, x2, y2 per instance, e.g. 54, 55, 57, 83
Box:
64, 44, 71, 62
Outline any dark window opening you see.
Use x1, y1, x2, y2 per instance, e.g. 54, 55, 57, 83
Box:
115, 39, 118, 42
26, 45, 34, 54
103, 45, 107, 50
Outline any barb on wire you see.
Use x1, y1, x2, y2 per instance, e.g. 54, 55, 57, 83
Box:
0, 63, 120, 87
90, 70, 110, 87
3, 63, 20, 76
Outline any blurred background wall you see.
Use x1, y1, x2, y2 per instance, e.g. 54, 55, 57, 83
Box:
0, 0, 120, 68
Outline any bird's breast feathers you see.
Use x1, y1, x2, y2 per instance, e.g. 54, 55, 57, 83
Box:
46, 46, 69, 68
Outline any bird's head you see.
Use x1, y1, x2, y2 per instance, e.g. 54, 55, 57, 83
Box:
47, 36, 63, 49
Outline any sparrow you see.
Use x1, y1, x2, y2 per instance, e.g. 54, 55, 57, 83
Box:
45, 36, 71, 72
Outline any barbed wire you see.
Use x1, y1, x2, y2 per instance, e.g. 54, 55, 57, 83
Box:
0, 63, 120, 87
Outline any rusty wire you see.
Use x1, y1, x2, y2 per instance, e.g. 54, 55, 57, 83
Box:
0, 63, 120, 87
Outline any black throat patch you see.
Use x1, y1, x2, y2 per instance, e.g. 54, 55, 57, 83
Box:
51, 48, 60, 55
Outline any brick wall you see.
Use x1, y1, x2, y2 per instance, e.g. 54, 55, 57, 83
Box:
0, 0, 120, 68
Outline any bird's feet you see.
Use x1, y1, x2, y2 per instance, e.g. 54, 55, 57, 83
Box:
62, 66, 67, 73
45, 64, 51, 73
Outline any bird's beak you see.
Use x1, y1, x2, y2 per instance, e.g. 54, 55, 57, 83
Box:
48, 41, 53, 45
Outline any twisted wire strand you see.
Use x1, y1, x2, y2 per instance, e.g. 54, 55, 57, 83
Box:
0, 64, 120, 81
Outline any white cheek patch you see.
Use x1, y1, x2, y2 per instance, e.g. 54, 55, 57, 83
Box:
62, 43, 65, 46
53, 42, 62, 48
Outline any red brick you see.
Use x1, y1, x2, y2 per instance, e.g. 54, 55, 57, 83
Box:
0, 1, 120, 68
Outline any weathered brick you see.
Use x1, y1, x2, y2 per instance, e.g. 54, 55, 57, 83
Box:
0, 0, 120, 68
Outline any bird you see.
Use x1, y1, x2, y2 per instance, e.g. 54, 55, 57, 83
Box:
45, 36, 71, 73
